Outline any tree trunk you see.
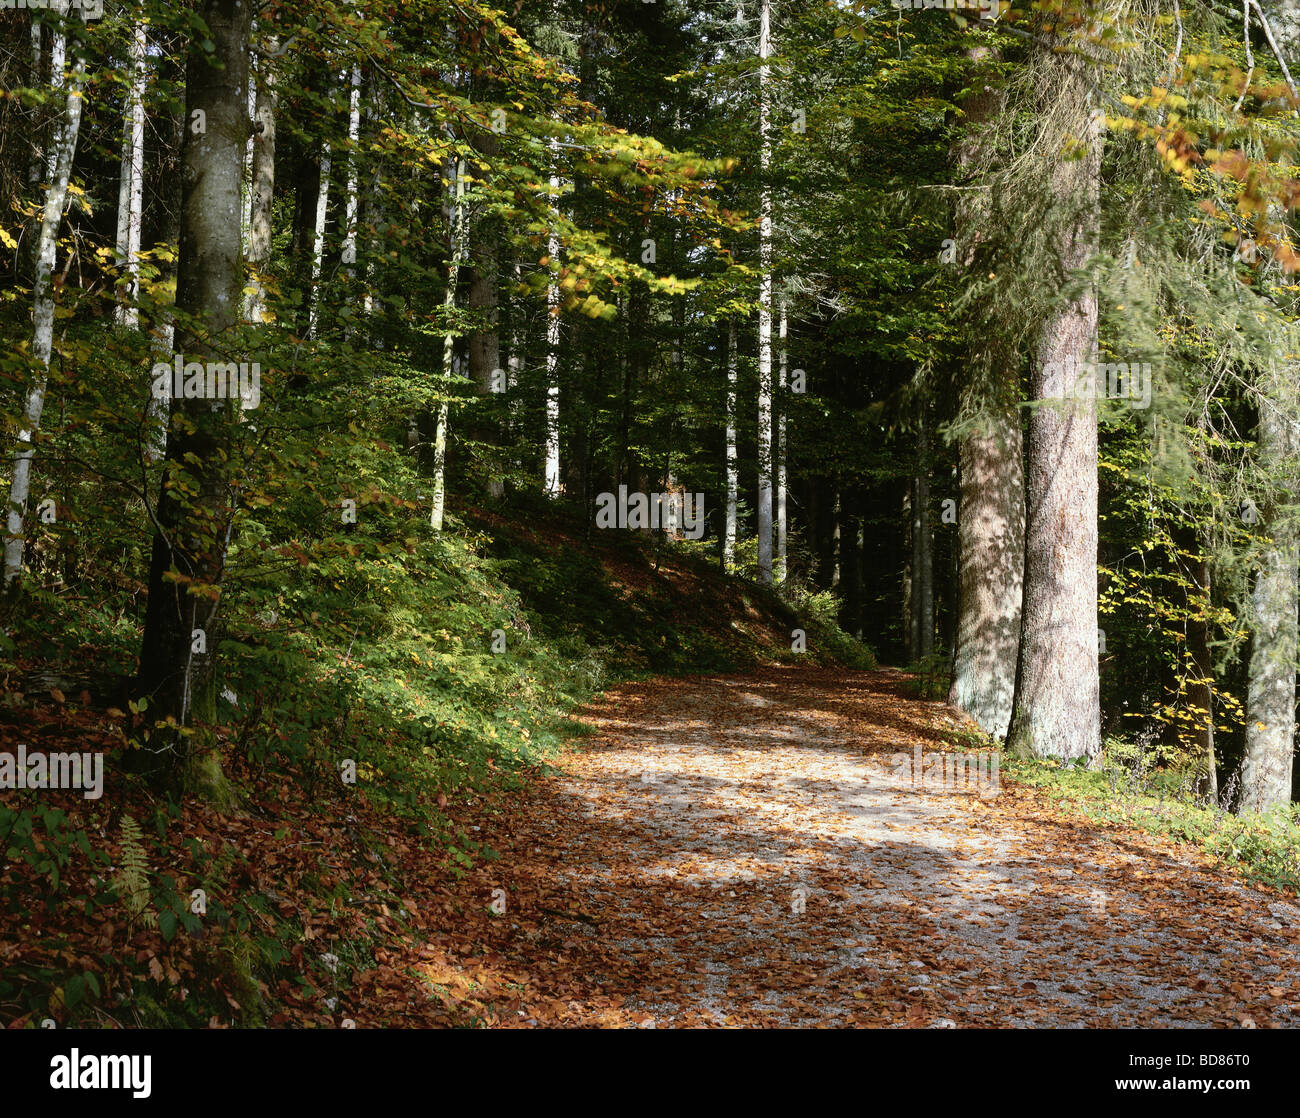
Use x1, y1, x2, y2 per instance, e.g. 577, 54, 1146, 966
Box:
777, 294, 788, 583
724, 318, 738, 571
306, 144, 331, 339
1006, 42, 1102, 762
902, 488, 914, 659
467, 135, 503, 498
948, 400, 1024, 736
131, 0, 252, 798
755, 0, 774, 585
3, 38, 85, 585
341, 65, 361, 286
908, 409, 934, 661
146, 91, 185, 463
244, 38, 277, 322
45, 28, 65, 183
544, 152, 562, 497
946, 35, 1024, 738
1239, 400, 1299, 811
1179, 528, 1217, 802
432, 157, 467, 531
114, 18, 146, 328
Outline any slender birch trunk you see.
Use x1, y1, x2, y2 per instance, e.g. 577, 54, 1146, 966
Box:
544, 149, 562, 497
45, 29, 65, 183
431, 157, 467, 530
341, 65, 361, 284
777, 294, 788, 584
755, 0, 774, 585
724, 318, 738, 572
244, 39, 277, 322
4, 35, 85, 585
307, 144, 331, 339
114, 18, 146, 327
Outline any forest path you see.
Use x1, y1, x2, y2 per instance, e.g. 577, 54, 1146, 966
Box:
405, 667, 1300, 1027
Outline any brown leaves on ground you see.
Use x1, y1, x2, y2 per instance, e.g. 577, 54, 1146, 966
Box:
4, 666, 1298, 1028
379, 667, 1300, 1028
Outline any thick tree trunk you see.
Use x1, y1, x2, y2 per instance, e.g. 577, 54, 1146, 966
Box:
132, 0, 251, 797
1239, 401, 1299, 811
1006, 43, 1102, 762
3, 40, 85, 585
948, 400, 1024, 737
946, 36, 1024, 738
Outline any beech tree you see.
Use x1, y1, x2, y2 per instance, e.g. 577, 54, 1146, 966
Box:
130, 0, 252, 794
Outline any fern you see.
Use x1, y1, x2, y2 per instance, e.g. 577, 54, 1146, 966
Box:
114, 815, 157, 931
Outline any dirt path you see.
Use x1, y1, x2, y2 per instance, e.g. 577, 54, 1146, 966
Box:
407, 667, 1300, 1028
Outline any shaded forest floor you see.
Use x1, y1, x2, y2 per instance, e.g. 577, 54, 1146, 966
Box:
385, 667, 1300, 1028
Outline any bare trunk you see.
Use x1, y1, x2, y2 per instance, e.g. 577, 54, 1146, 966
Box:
244, 39, 277, 321
777, 294, 788, 583
948, 402, 1024, 737
467, 135, 503, 499
45, 29, 65, 183
341, 65, 361, 283
1006, 43, 1102, 762
755, 0, 773, 585
432, 157, 468, 530
946, 37, 1024, 737
3, 39, 85, 585
114, 20, 146, 327
724, 318, 738, 571
544, 154, 562, 497
132, 0, 252, 797
1180, 531, 1218, 802
306, 144, 331, 339
1239, 399, 1299, 811
909, 421, 934, 661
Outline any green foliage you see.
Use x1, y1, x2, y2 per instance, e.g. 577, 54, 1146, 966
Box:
1001, 748, 1300, 896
